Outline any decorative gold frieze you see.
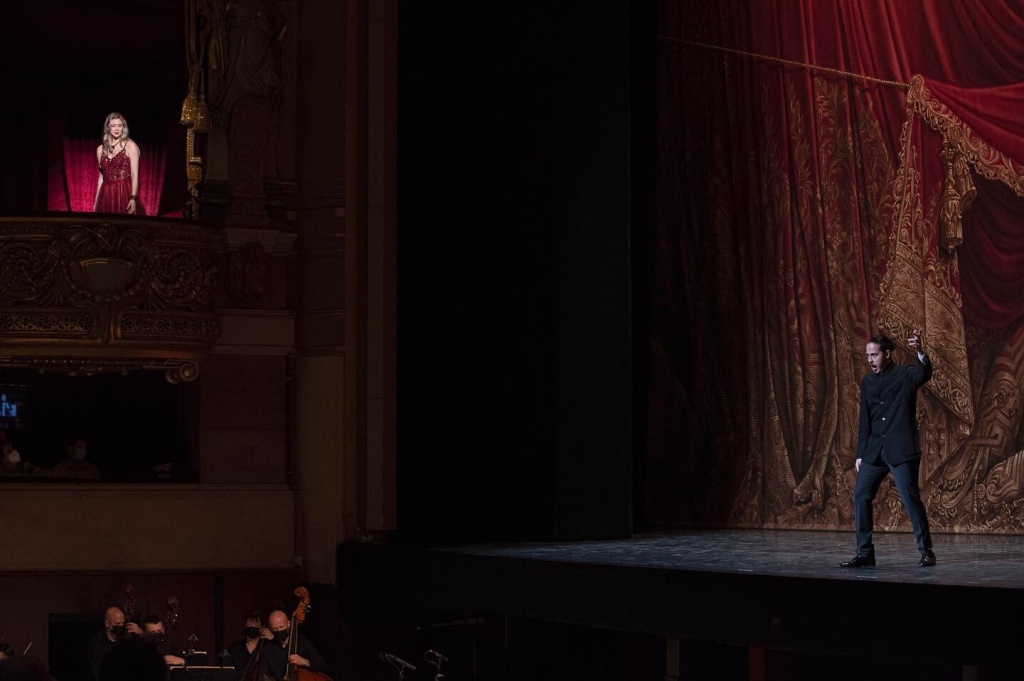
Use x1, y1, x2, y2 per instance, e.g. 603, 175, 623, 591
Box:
0, 217, 221, 380
121, 313, 220, 339
0, 312, 91, 335
0, 355, 200, 383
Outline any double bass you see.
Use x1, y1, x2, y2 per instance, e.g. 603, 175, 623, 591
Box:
283, 588, 331, 681
124, 585, 142, 632
163, 596, 181, 659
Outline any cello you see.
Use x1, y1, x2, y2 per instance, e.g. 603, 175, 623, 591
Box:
283, 588, 332, 681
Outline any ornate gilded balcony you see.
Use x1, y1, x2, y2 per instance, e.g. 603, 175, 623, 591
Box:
0, 216, 221, 381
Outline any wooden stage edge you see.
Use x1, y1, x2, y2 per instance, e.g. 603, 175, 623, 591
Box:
339, 528, 1024, 667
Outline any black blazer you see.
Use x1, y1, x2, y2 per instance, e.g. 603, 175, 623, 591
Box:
857, 355, 932, 466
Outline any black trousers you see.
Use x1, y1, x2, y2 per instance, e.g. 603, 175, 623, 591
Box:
853, 456, 932, 556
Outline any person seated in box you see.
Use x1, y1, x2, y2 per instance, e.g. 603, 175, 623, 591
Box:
0, 442, 49, 478
53, 437, 100, 480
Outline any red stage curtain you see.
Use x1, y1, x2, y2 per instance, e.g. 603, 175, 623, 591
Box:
62, 138, 99, 213
910, 77, 1024, 329
651, 0, 1024, 532
960, 180, 1024, 330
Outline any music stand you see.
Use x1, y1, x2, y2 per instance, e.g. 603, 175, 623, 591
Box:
169, 667, 236, 681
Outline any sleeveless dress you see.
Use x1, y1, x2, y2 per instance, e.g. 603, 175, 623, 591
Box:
95, 148, 134, 214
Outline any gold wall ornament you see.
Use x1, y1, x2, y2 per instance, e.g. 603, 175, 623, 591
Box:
224, 242, 270, 305
0, 355, 202, 381
181, 91, 199, 127
165, 361, 200, 384
0, 216, 220, 382
184, 126, 205, 221
182, 0, 213, 218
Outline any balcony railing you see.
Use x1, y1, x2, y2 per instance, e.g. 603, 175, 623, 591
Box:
0, 216, 221, 382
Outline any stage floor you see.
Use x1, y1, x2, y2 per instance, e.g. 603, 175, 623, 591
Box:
340, 528, 1024, 671
445, 528, 1024, 589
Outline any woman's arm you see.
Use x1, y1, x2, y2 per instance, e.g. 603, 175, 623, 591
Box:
93, 146, 104, 211
127, 140, 141, 214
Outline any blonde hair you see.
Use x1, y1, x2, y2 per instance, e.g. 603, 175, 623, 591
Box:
102, 112, 132, 157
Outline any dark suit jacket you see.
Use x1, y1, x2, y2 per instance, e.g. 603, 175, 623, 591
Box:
258, 634, 328, 681
857, 355, 932, 466
87, 630, 116, 681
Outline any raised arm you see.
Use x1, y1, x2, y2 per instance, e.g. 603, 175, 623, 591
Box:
907, 328, 933, 386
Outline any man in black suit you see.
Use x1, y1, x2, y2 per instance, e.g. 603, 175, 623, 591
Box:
839, 329, 936, 568
88, 607, 144, 681
258, 610, 329, 681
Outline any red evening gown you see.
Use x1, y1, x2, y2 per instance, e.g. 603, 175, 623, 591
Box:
95, 149, 134, 213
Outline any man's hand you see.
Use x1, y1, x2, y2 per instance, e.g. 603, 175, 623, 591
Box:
165, 655, 185, 667
287, 654, 310, 668
855, 458, 862, 473
126, 623, 143, 636
261, 628, 274, 641
907, 328, 923, 353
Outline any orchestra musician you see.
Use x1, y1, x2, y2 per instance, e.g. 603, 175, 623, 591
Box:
98, 637, 167, 681
257, 611, 328, 681
140, 615, 186, 667
225, 611, 267, 680
88, 607, 143, 681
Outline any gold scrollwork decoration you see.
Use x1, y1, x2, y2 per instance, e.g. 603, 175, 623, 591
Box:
120, 313, 219, 339
0, 217, 220, 381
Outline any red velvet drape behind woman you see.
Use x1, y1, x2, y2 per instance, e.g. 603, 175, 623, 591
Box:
60, 137, 167, 215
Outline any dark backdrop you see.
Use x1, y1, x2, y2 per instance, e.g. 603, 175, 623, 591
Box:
396, 1, 651, 543
0, 2, 185, 215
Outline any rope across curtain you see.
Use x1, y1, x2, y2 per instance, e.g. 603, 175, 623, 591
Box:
56, 138, 168, 215
650, 0, 1024, 533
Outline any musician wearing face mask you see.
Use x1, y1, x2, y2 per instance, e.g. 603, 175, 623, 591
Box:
0, 442, 48, 477
53, 437, 100, 479
257, 611, 328, 681
88, 607, 144, 681
226, 612, 266, 680
141, 615, 186, 667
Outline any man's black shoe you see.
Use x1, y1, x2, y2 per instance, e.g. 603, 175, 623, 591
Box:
918, 550, 936, 567
837, 554, 875, 568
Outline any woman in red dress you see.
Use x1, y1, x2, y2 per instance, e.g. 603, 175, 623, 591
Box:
93, 112, 141, 214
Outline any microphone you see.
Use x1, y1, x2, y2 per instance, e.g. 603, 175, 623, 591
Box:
424, 649, 449, 663
381, 652, 417, 672
431, 617, 484, 627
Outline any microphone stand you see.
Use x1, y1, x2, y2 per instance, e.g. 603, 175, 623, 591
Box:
423, 650, 447, 681
381, 652, 416, 681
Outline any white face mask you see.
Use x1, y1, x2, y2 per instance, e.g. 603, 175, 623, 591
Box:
73, 447, 87, 462
7, 450, 20, 465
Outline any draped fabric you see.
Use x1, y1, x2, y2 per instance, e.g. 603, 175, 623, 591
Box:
650, 0, 1024, 532
62, 138, 101, 213
58, 139, 168, 215
137, 142, 168, 216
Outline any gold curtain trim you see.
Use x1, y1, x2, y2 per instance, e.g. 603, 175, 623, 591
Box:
884, 87, 976, 433
662, 36, 910, 89
907, 75, 1024, 197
